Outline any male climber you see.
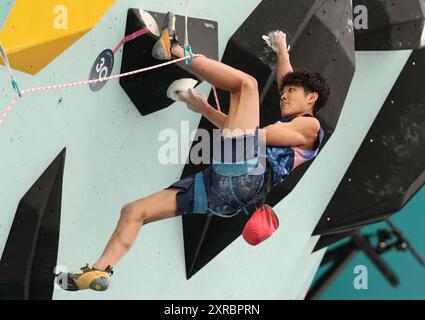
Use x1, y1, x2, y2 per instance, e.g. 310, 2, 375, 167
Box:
57, 12, 330, 291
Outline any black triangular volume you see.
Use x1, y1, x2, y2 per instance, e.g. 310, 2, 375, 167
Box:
119, 9, 218, 116
354, 0, 425, 50
312, 230, 357, 252
0, 149, 66, 300
183, 0, 355, 279
313, 48, 425, 239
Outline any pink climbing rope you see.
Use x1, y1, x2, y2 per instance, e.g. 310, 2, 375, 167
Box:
0, 53, 222, 125
212, 86, 221, 112
113, 27, 150, 54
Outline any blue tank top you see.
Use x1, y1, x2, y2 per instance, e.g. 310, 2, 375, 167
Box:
266, 114, 325, 185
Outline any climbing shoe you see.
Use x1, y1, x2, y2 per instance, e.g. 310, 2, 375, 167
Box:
56, 264, 113, 292
152, 11, 180, 60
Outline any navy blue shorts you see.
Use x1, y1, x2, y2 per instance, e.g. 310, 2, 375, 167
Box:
166, 166, 266, 216
166, 130, 267, 217
166, 173, 197, 216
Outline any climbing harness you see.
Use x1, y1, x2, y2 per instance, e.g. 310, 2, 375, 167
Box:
192, 127, 273, 219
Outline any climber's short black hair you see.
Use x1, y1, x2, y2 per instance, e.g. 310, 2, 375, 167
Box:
280, 70, 331, 115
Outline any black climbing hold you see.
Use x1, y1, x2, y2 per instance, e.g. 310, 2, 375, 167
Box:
313, 230, 358, 252
354, 0, 425, 50
119, 9, 218, 116
0, 149, 65, 300
313, 48, 425, 241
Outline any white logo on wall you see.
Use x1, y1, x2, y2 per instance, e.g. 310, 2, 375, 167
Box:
353, 5, 368, 30
204, 23, 216, 30
53, 5, 68, 30
353, 265, 368, 290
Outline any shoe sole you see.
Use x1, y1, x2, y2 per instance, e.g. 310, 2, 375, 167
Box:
155, 13, 176, 60
57, 271, 110, 291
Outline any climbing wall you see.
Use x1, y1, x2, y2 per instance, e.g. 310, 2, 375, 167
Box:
0, 0, 116, 74
0, 0, 415, 300
313, 48, 425, 247
0, 1, 15, 30
353, 0, 425, 50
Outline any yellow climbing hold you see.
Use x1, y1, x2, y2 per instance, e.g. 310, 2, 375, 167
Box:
0, 0, 116, 74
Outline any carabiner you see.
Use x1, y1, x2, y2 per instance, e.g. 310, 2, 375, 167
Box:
184, 44, 193, 66
11, 78, 22, 98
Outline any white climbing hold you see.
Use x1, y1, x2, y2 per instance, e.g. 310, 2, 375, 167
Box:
167, 78, 198, 101
139, 9, 160, 37
262, 31, 291, 53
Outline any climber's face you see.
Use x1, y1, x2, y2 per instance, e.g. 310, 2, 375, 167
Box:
280, 85, 317, 118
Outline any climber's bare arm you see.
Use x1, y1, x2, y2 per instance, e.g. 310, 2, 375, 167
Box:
265, 116, 320, 148
202, 103, 228, 129
276, 49, 293, 92
269, 31, 294, 91
179, 88, 228, 129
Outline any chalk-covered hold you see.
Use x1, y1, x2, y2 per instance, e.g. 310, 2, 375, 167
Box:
139, 9, 160, 37
167, 78, 198, 101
